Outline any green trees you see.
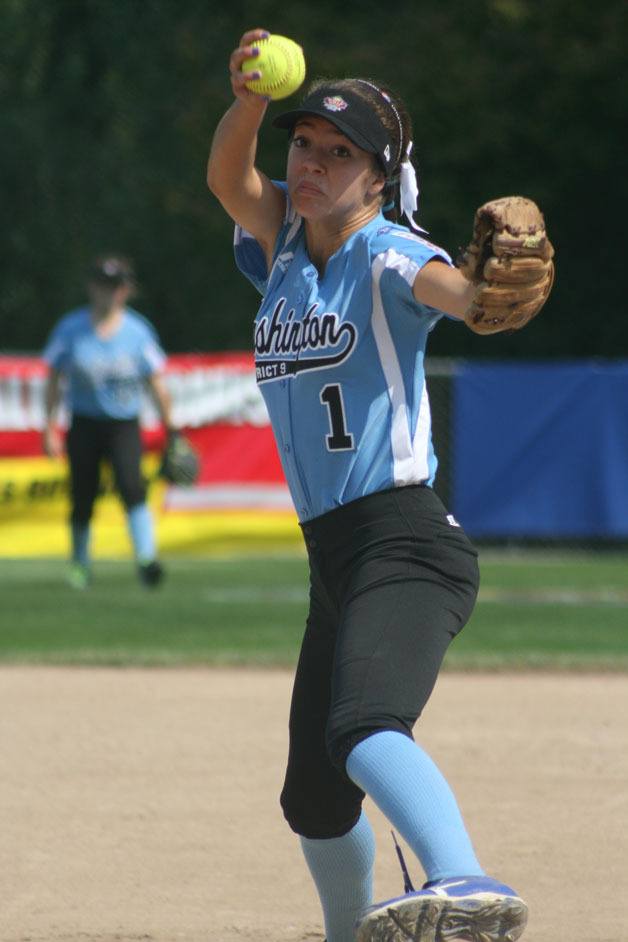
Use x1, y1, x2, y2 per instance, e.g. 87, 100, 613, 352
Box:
1, 0, 625, 356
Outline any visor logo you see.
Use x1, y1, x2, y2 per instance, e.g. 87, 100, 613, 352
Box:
323, 95, 348, 112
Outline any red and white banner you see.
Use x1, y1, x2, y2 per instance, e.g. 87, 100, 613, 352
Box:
0, 352, 292, 507
0, 354, 299, 557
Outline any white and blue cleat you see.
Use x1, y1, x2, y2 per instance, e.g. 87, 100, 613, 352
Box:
355, 875, 528, 942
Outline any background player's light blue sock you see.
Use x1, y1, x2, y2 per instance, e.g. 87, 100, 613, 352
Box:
126, 502, 156, 562
300, 811, 375, 942
71, 522, 90, 568
346, 730, 484, 884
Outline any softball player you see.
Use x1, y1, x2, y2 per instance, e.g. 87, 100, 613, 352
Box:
42, 255, 172, 589
208, 28, 528, 942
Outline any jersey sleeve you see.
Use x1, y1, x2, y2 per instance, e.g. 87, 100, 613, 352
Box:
233, 226, 269, 295
375, 228, 453, 326
42, 317, 72, 370
135, 319, 167, 375
233, 181, 299, 295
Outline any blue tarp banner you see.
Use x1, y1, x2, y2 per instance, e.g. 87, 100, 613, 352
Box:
451, 361, 628, 538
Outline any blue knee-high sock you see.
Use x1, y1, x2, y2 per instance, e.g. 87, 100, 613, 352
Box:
346, 730, 484, 884
126, 502, 156, 562
300, 811, 375, 942
71, 522, 90, 568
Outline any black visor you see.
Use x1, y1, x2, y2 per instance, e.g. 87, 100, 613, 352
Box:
88, 257, 134, 287
273, 86, 395, 176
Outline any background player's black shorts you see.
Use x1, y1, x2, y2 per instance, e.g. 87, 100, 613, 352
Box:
280, 484, 480, 839
66, 414, 146, 522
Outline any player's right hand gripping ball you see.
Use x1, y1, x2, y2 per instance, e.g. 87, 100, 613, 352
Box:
458, 196, 555, 334
242, 34, 306, 100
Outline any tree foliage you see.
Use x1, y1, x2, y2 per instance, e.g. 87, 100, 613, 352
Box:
1, 0, 625, 356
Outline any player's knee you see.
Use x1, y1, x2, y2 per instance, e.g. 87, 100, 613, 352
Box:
325, 718, 411, 775
325, 724, 360, 774
70, 508, 92, 526
280, 777, 362, 840
119, 483, 146, 509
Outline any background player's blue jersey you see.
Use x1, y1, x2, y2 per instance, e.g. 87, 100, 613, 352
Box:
43, 307, 166, 420
235, 185, 453, 522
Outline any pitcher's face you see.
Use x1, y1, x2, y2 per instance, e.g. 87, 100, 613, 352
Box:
287, 116, 384, 223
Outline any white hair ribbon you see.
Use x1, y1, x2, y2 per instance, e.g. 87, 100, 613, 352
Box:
399, 142, 427, 233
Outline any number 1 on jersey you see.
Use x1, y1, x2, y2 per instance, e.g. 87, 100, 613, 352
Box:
320, 384, 354, 451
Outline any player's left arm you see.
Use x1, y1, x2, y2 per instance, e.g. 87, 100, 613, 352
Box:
146, 372, 176, 433
412, 260, 473, 320
42, 366, 65, 457
414, 197, 555, 333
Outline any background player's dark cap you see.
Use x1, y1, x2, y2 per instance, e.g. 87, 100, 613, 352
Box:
88, 255, 135, 287
273, 86, 395, 176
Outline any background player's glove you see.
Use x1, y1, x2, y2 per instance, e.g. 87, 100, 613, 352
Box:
159, 431, 200, 486
457, 196, 555, 335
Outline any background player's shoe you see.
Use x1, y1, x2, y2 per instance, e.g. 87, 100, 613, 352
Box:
138, 559, 165, 588
355, 875, 528, 942
67, 562, 90, 590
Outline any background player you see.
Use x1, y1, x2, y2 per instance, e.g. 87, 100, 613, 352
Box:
206, 28, 548, 942
42, 255, 173, 589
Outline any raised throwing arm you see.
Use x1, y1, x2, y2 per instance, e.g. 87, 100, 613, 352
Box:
207, 28, 286, 270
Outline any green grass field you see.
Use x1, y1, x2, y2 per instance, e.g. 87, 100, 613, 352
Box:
1, 551, 626, 669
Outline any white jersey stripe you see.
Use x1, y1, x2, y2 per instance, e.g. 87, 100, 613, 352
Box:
371, 251, 429, 485
412, 380, 432, 481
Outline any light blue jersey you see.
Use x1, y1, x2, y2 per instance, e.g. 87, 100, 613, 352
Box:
43, 306, 166, 420
235, 186, 453, 522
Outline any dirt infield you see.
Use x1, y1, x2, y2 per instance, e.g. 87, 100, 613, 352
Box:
2, 667, 626, 942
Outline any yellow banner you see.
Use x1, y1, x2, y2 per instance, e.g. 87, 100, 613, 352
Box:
0, 456, 301, 557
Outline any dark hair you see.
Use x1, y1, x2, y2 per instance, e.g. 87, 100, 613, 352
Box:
305, 77, 414, 226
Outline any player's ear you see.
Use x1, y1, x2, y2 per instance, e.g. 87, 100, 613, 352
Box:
367, 169, 386, 197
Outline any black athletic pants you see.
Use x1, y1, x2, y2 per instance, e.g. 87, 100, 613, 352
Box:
66, 415, 146, 525
279, 485, 480, 840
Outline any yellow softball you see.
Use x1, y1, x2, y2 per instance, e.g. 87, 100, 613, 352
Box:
242, 34, 306, 100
